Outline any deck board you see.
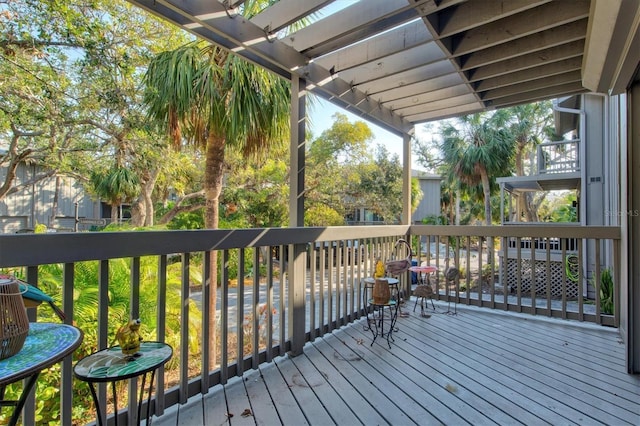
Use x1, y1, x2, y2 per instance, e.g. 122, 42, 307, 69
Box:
151, 302, 640, 426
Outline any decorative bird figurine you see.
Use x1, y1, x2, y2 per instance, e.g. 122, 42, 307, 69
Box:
2, 275, 67, 321
115, 319, 143, 357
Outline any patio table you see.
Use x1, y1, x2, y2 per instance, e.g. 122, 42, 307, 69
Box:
74, 341, 172, 426
0, 322, 83, 426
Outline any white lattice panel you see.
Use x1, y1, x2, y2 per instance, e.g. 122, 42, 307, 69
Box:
505, 258, 579, 299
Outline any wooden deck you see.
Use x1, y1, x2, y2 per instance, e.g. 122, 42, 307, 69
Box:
152, 302, 640, 426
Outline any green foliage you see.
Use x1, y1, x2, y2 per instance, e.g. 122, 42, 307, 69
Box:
222, 150, 289, 228
599, 268, 614, 315
352, 145, 404, 223
421, 215, 448, 225
305, 204, 345, 226
543, 192, 578, 223
167, 209, 205, 230
0, 0, 190, 216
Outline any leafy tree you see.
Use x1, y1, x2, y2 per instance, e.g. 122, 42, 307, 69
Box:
305, 204, 345, 226
221, 147, 289, 228
0, 0, 190, 226
305, 112, 373, 215
354, 145, 410, 224
143, 3, 291, 367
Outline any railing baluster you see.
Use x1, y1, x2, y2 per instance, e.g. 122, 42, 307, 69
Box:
335, 241, 342, 327
129, 257, 141, 425
265, 247, 274, 362
576, 241, 583, 321
97, 260, 109, 420
278, 245, 286, 357
237, 249, 245, 376
501, 237, 508, 308
252, 248, 260, 370
61, 263, 74, 426
327, 243, 334, 332
201, 251, 210, 390
516, 237, 522, 312
613, 238, 620, 327
179, 254, 189, 404
595, 239, 602, 325
561, 240, 567, 319
530, 237, 536, 314
545, 240, 551, 316
309, 243, 317, 339
318, 243, 325, 337
221, 250, 230, 384
156, 255, 167, 414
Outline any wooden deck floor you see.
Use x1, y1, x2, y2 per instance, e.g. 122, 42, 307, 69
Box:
152, 302, 640, 426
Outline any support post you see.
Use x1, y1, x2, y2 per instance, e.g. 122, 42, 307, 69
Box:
288, 74, 307, 356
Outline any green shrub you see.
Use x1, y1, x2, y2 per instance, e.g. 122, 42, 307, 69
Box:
599, 268, 614, 315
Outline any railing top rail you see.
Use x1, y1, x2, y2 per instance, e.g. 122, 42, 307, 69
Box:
539, 139, 580, 146
410, 224, 621, 240
0, 225, 410, 268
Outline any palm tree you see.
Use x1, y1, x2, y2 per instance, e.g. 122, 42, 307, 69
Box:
91, 166, 140, 224
440, 113, 512, 226
440, 113, 513, 265
143, 33, 290, 367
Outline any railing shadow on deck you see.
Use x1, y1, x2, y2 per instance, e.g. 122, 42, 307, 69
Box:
0, 224, 620, 425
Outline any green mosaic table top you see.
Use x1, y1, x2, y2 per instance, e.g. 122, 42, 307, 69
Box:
73, 342, 172, 383
0, 323, 83, 386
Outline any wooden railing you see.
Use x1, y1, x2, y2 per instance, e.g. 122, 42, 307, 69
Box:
0, 224, 620, 425
537, 139, 580, 174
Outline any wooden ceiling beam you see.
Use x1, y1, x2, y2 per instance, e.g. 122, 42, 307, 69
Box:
480, 70, 582, 101
437, 0, 552, 37
386, 84, 472, 111
250, 0, 333, 34
488, 81, 587, 108
313, 20, 433, 73
474, 57, 582, 92
459, 18, 587, 70
468, 40, 584, 81
355, 61, 456, 95
374, 73, 464, 103
449, 1, 589, 56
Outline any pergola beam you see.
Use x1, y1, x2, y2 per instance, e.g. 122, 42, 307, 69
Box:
127, 0, 413, 135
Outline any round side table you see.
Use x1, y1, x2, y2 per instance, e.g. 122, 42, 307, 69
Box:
0, 323, 83, 426
73, 342, 172, 426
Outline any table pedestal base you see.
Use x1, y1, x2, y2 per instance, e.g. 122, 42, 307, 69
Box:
366, 299, 398, 348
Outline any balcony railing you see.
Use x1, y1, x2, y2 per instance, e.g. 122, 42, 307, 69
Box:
537, 139, 580, 174
0, 224, 620, 425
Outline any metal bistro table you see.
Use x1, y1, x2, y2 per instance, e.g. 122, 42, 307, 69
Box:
0, 323, 83, 426
363, 277, 400, 348
74, 341, 172, 426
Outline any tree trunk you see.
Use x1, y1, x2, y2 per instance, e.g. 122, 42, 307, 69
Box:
480, 166, 494, 267
49, 175, 61, 228
111, 202, 119, 224
455, 185, 461, 226
130, 198, 145, 226
143, 169, 159, 227
204, 133, 226, 370
515, 143, 538, 222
